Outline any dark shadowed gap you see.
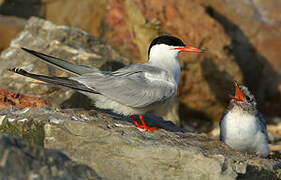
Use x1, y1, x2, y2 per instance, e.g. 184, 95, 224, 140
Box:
0, 0, 43, 19
179, 102, 213, 132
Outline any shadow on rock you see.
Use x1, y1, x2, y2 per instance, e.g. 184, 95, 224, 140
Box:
205, 6, 281, 116
201, 58, 233, 106
93, 107, 189, 133
60, 92, 95, 110
179, 102, 213, 132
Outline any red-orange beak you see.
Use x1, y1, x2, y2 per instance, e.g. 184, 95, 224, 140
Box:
230, 82, 245, 102
174, 45, 203, 53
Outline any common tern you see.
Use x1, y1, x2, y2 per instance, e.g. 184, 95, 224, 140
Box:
9, 35, 203, 131
219, 81, 270, 157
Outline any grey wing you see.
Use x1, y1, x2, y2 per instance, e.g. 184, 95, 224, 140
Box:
219, 111, 228, 141
21, 48, 98, 76
256, 111, 269, 141
72, 64, 177, 108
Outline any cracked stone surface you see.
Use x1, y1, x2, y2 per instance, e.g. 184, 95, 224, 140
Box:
0, 132, 102, 180
0, 106, 280, 180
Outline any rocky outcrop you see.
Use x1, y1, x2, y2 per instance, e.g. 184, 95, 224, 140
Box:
0, 133, 102, 179
0, 106, 280, 180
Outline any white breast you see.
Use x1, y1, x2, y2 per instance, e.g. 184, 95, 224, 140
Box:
221, 106, 270, 157
222, 108, 259, 152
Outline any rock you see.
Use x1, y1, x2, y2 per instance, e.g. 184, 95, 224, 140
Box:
0, 15, 26, 51
264, 121, 281, 152
43, 0, 109, 36
0, 17, 180, 125
0, 133, 102, 179
0, 106, 280, 180
0, 88, 47, 109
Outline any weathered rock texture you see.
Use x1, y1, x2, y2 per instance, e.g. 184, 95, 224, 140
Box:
0, 133, 102, 179
0, 106, 280, 180
0, 88, 47, 108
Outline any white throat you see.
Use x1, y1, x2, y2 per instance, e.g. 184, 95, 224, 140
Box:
147, 44, 181, 84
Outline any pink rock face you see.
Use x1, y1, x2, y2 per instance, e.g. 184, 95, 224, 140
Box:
104, 0, 140, 60
0, 88, 48, 109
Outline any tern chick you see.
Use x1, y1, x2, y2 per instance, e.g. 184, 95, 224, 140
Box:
219, 81, 270, 157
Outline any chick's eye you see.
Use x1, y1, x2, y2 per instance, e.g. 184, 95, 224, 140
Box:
245, 96, 251, 102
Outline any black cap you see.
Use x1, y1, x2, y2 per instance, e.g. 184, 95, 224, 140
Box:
148, 35, 185, 56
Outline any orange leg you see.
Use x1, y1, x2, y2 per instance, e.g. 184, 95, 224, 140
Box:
130, 114, 158, 131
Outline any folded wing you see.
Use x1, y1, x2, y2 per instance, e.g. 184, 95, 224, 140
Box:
72, 65, 177, 108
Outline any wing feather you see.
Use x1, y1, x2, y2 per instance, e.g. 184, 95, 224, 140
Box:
72, 64, 176, 108
219, 111, 228, 141
9, 68, 99, 94
256, 111, 269, 141
21, 48, 98, 75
